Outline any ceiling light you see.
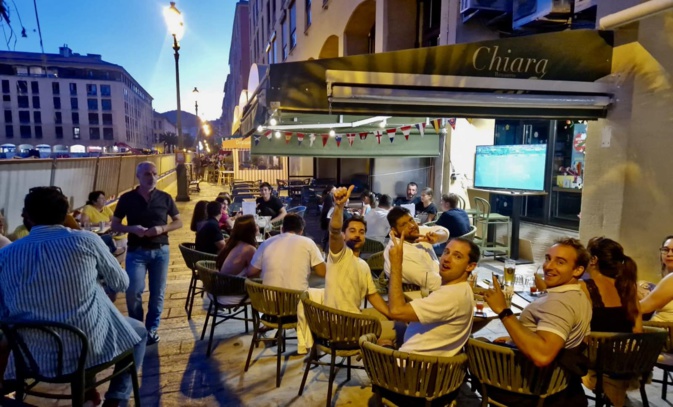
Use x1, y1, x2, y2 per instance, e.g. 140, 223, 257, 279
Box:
329, 130, 335, 137
379, 120, 386, 128
257, 125, 264, 132
274, 131, 281, 138
270, 118, 278, 126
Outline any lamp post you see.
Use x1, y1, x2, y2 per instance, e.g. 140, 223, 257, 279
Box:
192, 87, 200, 155
164, 1, 190, 202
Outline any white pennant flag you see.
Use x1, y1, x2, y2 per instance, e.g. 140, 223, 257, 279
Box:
309, 133, 316, 146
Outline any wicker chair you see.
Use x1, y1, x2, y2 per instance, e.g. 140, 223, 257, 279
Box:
298, 293, 382, 407
643, 320, 673, 400
366, 251, 385, 277
466, 338, 570, 407
377, 272, 421, 293
586, 328, 668, 407
178, 243, 217, 319
195, 260, 251, 357
361, 238, 385, 258
244, 279, 302, 387
359, 333, 467, 407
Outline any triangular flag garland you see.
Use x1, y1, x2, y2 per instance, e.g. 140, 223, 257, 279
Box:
386, 128, 396, 143
400, 125, 412, 140
448, 118, 457, 130
253, 135, 260, 146
284, 132, 293, 144
335, 134, 342, 147
297, 133, 305, 146
375, 130, 382, 144
431, 118, 442, 134
321, 134, 329, 147
415, 122, 426, 137
359, 132, 368, 140
264, 130, 272, 140
346, 133, 356, 146
309, 133, 316, 146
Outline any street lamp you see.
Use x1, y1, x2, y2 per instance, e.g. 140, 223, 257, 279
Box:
164, 1, 189, 202
192, 87, 200, 154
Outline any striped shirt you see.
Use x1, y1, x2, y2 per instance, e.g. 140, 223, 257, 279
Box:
0, 225, 142, 378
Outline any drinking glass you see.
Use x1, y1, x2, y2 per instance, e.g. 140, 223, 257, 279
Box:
504, 285, 514, 308
504, 259, 516, 286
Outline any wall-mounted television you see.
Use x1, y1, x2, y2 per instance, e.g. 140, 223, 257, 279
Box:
474, 144, 547, 191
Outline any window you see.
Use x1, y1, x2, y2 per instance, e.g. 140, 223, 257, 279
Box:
100, 84, 111, 96
55, 112, 62, 124
88, 112, 99, 125
1, 80, 9, 93
4, 110, 11, 123
16, 66, 28, 76
32, 96, 40, 109
31, 81, 39, 94
35, 126, 42, 139
102, 113, 112, 125
305, 0, 312, 30
103, 127, 114, 140
18, 96, 29, 108
29, 66, 44, 76
281, 17, 288, 60
71, 97, 78, 109
20, 125, 31, 138
52, 82, 60, 95
34, 111, 41, 124
89, 127, 100, 140
73, 126, 80, 139
19, 111, 30, 124
53, 97, 61, 109
69, 83, 77, 95
17, 81, 28, 94
86, 84, 97, 96
72, 112, 79, 125
2, 95, 9, 102
101, 99, 112, 111
55, 126, 63, 139
5, 125, 13, 138
238, 151, 283, 170
88, 98, 98, 110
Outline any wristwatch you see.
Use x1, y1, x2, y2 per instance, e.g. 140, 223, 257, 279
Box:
498, 308, 514, 320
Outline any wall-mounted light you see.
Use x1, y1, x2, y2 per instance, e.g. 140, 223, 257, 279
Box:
274, 131, 281, 138
329, 129, 335, 137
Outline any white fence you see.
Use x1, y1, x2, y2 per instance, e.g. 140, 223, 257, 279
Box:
0, 154, 177, 233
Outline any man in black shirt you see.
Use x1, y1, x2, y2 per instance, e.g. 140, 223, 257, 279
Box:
256, 182, 286, 222
195, 201, 226, 254
393, 182, 421, 206
112, 161, 183, 345
434, 193, 471, 256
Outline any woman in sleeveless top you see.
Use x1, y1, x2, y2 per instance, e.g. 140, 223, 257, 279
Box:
580, 237, 641, 407
640, 235, 673, 322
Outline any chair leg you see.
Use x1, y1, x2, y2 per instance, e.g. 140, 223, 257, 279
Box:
640, 381, 649, 407
201, 301, 213, 340
244, 322, 259, 372
187, 281, 199, 320
480, 384, 489, 407
298, 345, 316, 396
71, 377, 86, 407
347, 356, 351, 381
206, 305, 219, 357
326, 351, 338, 407
276, 326, 283, 387
184, 274, 195, 313
244, 305, 249, 333
130, 363, 141, 407
663, 370, 670, 400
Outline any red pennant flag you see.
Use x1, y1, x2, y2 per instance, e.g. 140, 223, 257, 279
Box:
375, 131, 382, 144
400, 125, 412, 140
284, 132, 293, 144
297, 133, 305, 145
264, 130, 272, 140
359, 132, 368, 140
415, 122, 426, 137
386, 128, 396, 143
448, 118, 457, 130
322, 134, 329, 147
335, 134, 343, 147
346, 133, 356, 146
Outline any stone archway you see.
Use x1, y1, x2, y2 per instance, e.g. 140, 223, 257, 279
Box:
319, 35, 339, 59
343, 0, 375, 56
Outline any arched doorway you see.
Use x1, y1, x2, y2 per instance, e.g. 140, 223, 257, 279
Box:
343, 0, 375, 56
319, 35, 339, 59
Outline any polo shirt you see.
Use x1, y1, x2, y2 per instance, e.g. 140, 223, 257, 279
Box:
436, 208, 471, 239
195, 218, 224, 254
253, 233, 324, 291
114, 187, 179, 248
256, 196, 284, 218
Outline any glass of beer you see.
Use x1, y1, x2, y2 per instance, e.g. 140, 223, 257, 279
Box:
504, 259, 516, 286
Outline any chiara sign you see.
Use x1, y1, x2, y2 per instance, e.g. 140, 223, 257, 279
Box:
472, 45, 549, 79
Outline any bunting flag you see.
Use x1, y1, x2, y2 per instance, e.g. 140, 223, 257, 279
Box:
284, 132, 293, 144
335, 134, 342, 147
386, 128, 396, 143
309, 133, 316, 146
264, 130, 273, 140
297, 133, 305, 146
431, 118, 443, 134
375, 130, 383, 144
346, 133, 356, 146
415, 122, 426, 137
359, 132, 368, 141
400, 125, 412, 140
448, 118, 457, 130
253, 135, 261, 146
321, 134, 329, 147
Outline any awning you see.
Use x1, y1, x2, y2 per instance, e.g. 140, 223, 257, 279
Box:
241, 29, 614, 157
221, 138, 251, 151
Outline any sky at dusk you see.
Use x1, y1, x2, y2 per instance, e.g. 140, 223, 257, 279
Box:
5, 0, 235, 120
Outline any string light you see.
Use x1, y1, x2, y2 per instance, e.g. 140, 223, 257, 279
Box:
329, 129, 335, 137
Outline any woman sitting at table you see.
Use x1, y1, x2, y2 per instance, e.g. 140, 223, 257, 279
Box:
81, 190, 125, 256
415, 187, 437, 224
361, 191, 375, 216
640, 235, 673, 322
215, 195, 234, 233
190, 200, 209, 233
214, 215, 258, 305
580, 237, 641, 407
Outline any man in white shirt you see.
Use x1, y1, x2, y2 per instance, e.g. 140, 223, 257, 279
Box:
383, 207, 449, 291
385, 233, 479, 356
249, 214, 326, 290
365, 194, 392, 244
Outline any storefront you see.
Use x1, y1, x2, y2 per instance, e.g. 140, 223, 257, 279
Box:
220, 137, 287, 184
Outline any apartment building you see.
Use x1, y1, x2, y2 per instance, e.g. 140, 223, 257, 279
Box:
0, 46, 153, 152
222, 1, 251, 137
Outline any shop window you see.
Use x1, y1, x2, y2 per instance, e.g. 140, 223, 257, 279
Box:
88, 98, 98, 110
55, 126, 63, 139
238, 151, 283, 170
5, 125, 13, 138
20, 125, 31, 138
35, 126, 42, 139
90, 127, 100, 140
103, 127, 114, 140
18, 111, 30, 124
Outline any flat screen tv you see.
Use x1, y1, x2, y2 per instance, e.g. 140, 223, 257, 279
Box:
474, 144, 547, 191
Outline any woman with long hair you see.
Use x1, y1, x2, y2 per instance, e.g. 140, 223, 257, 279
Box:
190, 200, 209, 232
640, 235, 673, 322
581, 236, 641, 407
361, 192, 376, 216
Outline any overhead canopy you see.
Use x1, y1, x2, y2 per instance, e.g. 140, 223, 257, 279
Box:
240, 29, 614, 157
221, 138, 251, 151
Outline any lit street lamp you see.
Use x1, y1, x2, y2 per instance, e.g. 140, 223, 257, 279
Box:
164, 1, 190, 202
192, 87, 200, 154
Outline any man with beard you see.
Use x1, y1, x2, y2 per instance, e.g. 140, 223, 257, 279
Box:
323, 185, 390, 316
383, 207, 449, 291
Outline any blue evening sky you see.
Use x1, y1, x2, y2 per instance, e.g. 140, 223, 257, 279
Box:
6, 0, 235, 120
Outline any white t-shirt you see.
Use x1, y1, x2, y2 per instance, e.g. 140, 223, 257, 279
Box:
383, 225, 449, 291
365, 207, 390, 244
324, 245, 378, 314
400, 282, 474, 357
253, 232, 324, 291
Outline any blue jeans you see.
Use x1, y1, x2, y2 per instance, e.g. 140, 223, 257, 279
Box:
104, 317, 147, 401
125, 246, 170, 332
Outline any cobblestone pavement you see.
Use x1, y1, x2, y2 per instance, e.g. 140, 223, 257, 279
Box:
21, 181, 669, 407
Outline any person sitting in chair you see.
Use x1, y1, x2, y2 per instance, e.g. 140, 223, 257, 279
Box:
256, 182, 286, 223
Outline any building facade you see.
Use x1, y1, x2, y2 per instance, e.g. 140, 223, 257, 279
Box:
0, 46, 154, 152
152, 110, 177, 147
221, 1, 251, 137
